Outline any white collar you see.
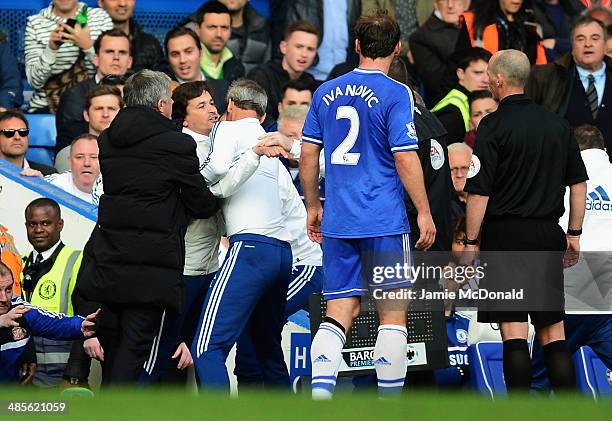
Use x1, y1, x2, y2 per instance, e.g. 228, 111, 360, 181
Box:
177, 70, 207, 85
182, 127, 210, 143
33, 240, 62, 263
22, 158, 30, 169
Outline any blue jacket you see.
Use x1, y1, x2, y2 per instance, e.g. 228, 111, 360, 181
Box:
0, 297, 84, 383
0, 40, 23, 110
434, 311, 471, 387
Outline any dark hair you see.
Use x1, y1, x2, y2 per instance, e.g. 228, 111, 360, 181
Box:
171, 81, 215, 120
71, 133, 98, 148
354, 10, 400, 60
284, 20, 320, 42
456, 47, 492, 71
470, 0, 532, 38
574, 124, 605, 151
0, 261, 13, 282
195, 0, 231, 24
165, 26, 202, 56
0, 109, 28, 129
571, 15, 607, 40
468, 89, 496, 107
93, 29, 132, 56
280, 78, 316, 99
25, 198, 61, 219
85, 84, 123, 111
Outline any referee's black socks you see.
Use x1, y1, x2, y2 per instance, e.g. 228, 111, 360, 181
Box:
503, 339, 531, 392
542, 340, 576, 392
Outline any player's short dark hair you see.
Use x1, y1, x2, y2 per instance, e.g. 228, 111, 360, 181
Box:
280, 79, 316, 99
456, 47, 492, 71
574, 124, 606, 151
195, 1, 231, 24
85, 84, 123, 111
94, 29, 132, 56
0, 109, 28, 129
284, 20, 320, 42
71, 133, 98, 148
571, 15, 607, 40
354, 9, 400, 60
172, 81, 215, 120
0, 261, 13, 282
165, 26, 202, 56
468, 90, 496, 107
25, 198, 61, 219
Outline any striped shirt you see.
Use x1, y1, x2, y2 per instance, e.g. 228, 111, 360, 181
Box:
24, 2, 113, 112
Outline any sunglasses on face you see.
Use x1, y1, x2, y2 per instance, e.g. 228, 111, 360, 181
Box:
1, 129, 29, 138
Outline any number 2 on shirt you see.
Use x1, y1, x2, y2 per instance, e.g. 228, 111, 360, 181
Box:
331, 106, 360, 166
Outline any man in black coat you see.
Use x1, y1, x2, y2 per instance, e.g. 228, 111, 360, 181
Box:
74, 70, 218, 385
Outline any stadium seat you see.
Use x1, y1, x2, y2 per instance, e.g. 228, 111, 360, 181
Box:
467, 342, 507, 398
25, 113, 56, 167
574, 346, 612, 399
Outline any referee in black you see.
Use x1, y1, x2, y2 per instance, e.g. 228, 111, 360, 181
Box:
462, 49, 588, 394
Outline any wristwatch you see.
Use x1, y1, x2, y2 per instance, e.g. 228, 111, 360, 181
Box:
567, 228, 582, 236
461, 234, 478, 246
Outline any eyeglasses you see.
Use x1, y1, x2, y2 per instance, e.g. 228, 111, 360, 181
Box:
0, 129, 29, 138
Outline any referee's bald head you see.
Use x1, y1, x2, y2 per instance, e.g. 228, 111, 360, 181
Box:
489, 50, 531, 89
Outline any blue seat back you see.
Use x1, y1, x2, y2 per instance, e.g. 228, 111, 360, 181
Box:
574, 346, 612, 399
25, 113, 56, 167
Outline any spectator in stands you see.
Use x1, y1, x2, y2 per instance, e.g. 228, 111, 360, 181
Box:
431, 47, 491, 144
527, 15, 612, 160
0, 110, 56, 175
448, 142, 472, 220
20, 198, 83, 387
409, 0, 469, 106
248, 21, 318, 127
410, 0, 467, 106
532, 0, 585, 61
98, 0, 164, 72
217, 0, 271, 73
44, 135, 100, 205
194, 1, 245, 84
458, 0, 547, 65
265, 78, 315, 132
161, 27, 229, 112
25, 0, 113, 113
55, 29, 131, 160
464, 90, 499, 147
285, 0, 361, 81
0, 31, 23, 111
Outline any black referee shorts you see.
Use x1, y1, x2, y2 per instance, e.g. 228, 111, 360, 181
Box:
477, 217, 567, 328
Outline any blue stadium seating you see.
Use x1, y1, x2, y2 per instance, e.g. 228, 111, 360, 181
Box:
574, 346, 612, 399
468, 342, 507, 398
25, 113, 56, 167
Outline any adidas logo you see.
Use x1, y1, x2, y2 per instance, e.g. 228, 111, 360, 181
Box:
374, 357, 392, 366
314, 354, 331, 363
587, 186, 612, 212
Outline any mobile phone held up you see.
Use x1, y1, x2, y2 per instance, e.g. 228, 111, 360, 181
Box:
55, 18, 77, 47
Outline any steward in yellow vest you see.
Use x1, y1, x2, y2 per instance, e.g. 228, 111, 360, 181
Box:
21, 198, 82, 388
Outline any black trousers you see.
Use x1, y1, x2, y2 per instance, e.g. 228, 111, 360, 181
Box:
96, 304, 165, 386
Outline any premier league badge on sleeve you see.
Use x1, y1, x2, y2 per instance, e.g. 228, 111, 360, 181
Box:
12, 326, 28, 341
406, 122, 417, 140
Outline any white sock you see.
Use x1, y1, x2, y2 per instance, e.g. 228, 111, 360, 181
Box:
310, 321, 346, 399
373, 324, 408, 397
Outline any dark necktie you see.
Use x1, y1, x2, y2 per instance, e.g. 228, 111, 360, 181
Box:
33, 253, 43, 267
586, 74, 599, 120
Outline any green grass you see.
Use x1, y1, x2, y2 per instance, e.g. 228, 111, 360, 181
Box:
0, 388, 610, 420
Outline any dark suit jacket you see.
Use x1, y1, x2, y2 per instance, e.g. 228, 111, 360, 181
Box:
28, 159, 57, 176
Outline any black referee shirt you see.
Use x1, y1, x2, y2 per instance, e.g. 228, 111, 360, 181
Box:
464, 94, 588, 220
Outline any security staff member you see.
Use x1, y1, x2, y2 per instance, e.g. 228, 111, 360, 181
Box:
21, 198, 82, 387
463, 50, 588, 394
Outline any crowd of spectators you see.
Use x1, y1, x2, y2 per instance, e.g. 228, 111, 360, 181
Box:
0, 0, 611, 392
